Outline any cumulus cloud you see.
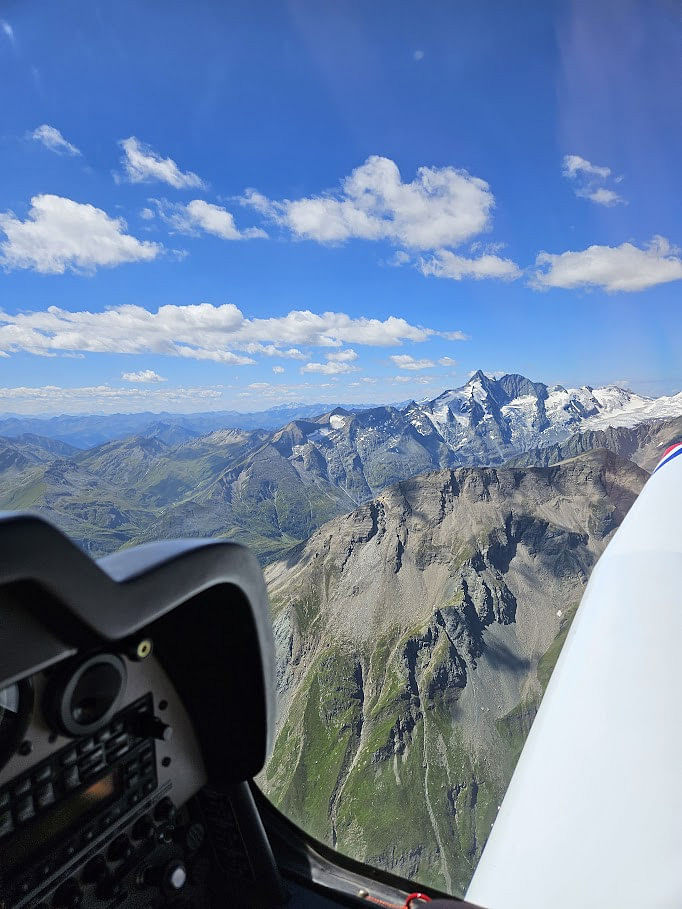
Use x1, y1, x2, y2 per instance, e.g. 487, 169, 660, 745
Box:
272, 365, 285, 374
390, 354, 435, 370
154, 198, 266, 240
30, 124, 81, 156
241, 155, 496, 251
438, 356, 456, 366
419, 248, 521, 281
562, 155, 611, 180
532, 236, 682, 292
118, 137, 205, 189
121, 369, 166, 383
1, 20, 14, 42
583, 188, 622, 206
562, 154, 625, 206
0, 195, 162, 274
0, 302, 455, 363
0, 384, 222, 415
301, 360, 358, 375
325, 348, 358, 362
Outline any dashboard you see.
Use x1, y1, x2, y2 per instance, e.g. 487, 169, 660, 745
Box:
0, 655, 207, 908
0, 512, 276, 909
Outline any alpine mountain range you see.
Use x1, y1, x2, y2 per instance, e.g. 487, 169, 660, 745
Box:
1, 370, 680, 560
4, 370, 682, 893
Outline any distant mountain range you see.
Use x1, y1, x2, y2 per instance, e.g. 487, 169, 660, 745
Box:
1, 373, 680, 450
0, 372, 680, 559
0, 402, 377, 448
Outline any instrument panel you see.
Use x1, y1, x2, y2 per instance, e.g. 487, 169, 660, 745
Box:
0, 651, 208, 908
0, 512, 277, 909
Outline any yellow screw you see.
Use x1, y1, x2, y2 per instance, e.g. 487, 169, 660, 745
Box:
136, 638, 153, 659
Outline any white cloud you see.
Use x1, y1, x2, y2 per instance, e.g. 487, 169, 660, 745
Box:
140, 207, 155, 220
583, 188, 623, 206
272, 365, 285, 374
118, 137, 205, 189
413, 50, 424, 61
438, 356, 456, 366
241, 155, 495, 251
0, 384, 222, 414
562, 155, 611, 180
562, 154, 624, 206
390, 354, 435, 370
532, 236, 682, 292
386, 250, 411, 267
30, 124, 81, 156
0, 194, 162, 274
420, 249, 521, 281
236, 380, 339, 401
470, 240, 506, 254
154, 198, 266, 240
300, 361, 358, 375
0, 302, 452, 363
121, 369, 166, 383
1, 20, 14, 42
391, 374, 434, 385
325, 348, 358, 362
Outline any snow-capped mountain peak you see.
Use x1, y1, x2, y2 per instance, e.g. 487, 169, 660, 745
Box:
402, 372, 681, 460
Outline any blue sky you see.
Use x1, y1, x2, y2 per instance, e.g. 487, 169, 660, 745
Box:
0, 0, 680, 413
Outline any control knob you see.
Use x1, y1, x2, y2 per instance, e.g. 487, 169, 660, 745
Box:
153, 796, 176, 824
52, 878, 82, 908
143, 859, 187, 893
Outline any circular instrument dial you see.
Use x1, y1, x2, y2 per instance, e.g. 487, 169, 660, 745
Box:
0, 679, 33, 770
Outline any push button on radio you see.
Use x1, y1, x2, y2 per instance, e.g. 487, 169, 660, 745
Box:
62, 764, 80, 791
0, 810, 14, 837
33, 764, 53, 784
15, 795, 35, 823
35, 782, 55, 809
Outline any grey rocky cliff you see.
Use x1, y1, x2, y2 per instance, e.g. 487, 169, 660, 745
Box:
261, 450, 647, 895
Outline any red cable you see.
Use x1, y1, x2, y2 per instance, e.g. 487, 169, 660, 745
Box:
361, 889, 432, 908
403, 894, 432, 907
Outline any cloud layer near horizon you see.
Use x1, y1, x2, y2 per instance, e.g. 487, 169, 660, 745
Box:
0, 302, 466, 363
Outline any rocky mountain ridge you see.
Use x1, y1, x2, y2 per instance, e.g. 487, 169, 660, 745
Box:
261, 450, 649, 894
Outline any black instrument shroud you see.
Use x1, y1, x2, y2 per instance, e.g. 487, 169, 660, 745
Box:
0, 510, 274, 785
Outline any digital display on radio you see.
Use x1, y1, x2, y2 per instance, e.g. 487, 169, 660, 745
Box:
1, 769, 121, 870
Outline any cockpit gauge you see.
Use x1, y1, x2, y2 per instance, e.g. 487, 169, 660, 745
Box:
0, 679, 33, 770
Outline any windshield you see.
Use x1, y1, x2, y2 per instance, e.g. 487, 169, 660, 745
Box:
1, 0, 680, 897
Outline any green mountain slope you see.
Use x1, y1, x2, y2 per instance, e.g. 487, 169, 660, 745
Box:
260, 450, 647, 894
